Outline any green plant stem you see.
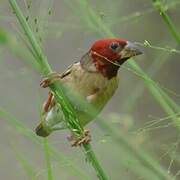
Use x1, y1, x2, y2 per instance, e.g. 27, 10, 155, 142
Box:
12, 145, 35, 179
126, 62, 180, 130
0, 29, 41, 72
152, 0, 180, 45
43, 138, 53, 180
122, 49, 174, 112
9, 0, 108, 179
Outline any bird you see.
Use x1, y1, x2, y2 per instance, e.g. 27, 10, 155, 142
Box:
35, 38, 142, 146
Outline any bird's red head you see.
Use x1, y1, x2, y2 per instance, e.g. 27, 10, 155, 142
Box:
87, 38, 142, 79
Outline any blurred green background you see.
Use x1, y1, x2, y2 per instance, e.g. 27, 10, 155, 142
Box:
0, 0, 180, 179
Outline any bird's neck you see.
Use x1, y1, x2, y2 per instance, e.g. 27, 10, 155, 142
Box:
80, 51, 120, 79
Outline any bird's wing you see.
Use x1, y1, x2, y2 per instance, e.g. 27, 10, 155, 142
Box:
59, 64, 74, 79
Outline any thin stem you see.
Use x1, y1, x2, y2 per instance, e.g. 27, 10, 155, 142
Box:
152, 0, 180, 45
9, 0, 108, 179
43, 138, 53, 180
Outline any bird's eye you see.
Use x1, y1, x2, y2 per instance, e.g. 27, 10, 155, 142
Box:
109, 42, 119, 50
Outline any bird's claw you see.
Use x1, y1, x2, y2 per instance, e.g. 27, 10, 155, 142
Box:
40, 78, 51, 88
68, 129, 91, 147
40, 72, 61, 88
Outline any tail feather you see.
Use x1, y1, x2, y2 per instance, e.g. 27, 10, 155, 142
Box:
35, 105, 66, 137
35, 123, 51, 137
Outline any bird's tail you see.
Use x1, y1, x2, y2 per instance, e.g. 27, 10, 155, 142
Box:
35, 122, 51, 137
35, 106, 66, 137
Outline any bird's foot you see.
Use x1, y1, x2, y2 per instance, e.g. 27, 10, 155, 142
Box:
68, 129, 91, 147
40, 72, 61, 88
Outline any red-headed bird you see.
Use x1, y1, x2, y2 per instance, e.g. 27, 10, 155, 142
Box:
35, 38, 142, 146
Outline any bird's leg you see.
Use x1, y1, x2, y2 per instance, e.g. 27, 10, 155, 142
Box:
40, 72, 61, 88
43, 92, 54, 112
68, 129, 91, 147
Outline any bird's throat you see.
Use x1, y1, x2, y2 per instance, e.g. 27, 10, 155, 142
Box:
97, 63, 119, 79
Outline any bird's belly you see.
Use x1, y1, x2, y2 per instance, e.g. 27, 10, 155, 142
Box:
76, 78, 119, 126
66, 72, 118, 125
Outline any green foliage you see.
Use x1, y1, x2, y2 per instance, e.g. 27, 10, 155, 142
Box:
0, 0, 180, 179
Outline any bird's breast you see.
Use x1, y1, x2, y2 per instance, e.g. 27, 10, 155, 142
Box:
62, 62, 119, 99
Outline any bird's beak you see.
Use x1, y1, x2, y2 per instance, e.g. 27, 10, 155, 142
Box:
120, 41, 143, 59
